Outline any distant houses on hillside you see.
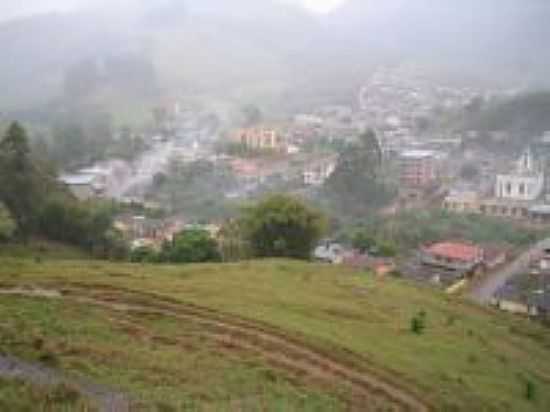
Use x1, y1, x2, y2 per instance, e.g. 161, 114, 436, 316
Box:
444, 135, 550, 224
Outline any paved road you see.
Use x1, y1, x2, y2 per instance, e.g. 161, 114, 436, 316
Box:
469, 238, 550, 304
0, 354, 130, 412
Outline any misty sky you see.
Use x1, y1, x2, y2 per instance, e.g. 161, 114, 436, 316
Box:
0, 0, 346, 21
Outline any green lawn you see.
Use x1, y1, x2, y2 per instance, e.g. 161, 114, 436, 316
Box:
0, 240, 90, 260
0, 258, 549, 411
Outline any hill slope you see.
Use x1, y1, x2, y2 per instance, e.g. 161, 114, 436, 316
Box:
0, 259, 549, 410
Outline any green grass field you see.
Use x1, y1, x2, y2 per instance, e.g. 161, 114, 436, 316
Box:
0, 240, 90, 260
0, 379, 95, 411
0, 258, 549, 411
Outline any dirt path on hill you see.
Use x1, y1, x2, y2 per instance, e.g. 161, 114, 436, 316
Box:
0, 285, 430, 412
0, 354, 131, 412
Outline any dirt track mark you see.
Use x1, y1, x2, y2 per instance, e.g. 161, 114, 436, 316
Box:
1, 285, 430, 411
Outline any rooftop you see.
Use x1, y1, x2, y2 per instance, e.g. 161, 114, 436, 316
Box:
529, 205, 550, 215
400, 150, 436, 160
424, 242, 482, 262
59, 173, 96, 186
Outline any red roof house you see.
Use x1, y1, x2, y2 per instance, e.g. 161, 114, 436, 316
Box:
421, 242, 484, 272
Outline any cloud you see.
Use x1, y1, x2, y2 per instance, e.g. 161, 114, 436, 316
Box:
0, 0, 346, 21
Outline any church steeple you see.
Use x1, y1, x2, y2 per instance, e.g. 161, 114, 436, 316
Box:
519, 147, 534, 173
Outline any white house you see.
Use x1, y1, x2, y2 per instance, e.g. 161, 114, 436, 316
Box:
303, 155, 337, 186
59, 174, 103, 200
314, 241, 346, 264
495, 148, 544, 201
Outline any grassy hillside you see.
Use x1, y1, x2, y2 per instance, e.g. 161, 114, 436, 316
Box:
0, 259, 549, 411
0, 240, 90, 260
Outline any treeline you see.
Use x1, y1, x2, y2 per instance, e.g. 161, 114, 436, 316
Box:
131, 194, 327, 264
342, 210, 543, 255
0, 122, 126, 258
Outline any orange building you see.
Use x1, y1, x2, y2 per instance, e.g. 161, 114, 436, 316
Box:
233, 127, 286, 151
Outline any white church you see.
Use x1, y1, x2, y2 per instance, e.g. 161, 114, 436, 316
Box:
495, 148, 544, 202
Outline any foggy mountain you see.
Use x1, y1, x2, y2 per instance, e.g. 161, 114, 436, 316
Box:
325, 0, 550, 86
0, 0, 317, 117
1, 0, 550, 117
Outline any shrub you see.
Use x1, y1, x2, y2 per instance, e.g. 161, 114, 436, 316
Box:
411, 311, 427, 335
525, 380, 536, 401
160, 230, 221, 264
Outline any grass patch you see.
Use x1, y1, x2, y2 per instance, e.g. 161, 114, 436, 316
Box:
0, 379, 94, 411
0, 258, 549, 410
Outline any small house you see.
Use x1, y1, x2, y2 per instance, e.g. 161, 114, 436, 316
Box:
421, 242, 484, 273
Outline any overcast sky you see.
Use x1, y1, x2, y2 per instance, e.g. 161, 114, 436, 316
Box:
0, 0, 346, 21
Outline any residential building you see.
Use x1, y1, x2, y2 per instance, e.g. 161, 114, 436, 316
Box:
233, 127, 286, 152
399, 150, 437, 188
482, 244, 510, 269
443, 189, 480, 213
528, 205, 550, 224
59, 173, 104, 200
421, 242, 484, 272
115, 214, 185, 250
59, 160, 131, 200
313, 241, 346, 264
303, 155, 337, 186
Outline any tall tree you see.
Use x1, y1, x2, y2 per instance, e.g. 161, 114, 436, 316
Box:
0, 123, 40, 239
325, 128, 390, 214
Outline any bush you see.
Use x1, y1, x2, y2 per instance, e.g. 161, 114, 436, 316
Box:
525, 380, 536, 401
130, 246, 159, 263
411, 311, 427, 335
160, 229, 221, 264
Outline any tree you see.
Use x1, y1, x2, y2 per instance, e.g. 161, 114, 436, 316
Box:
0, 122, 41, 239
325, 128, 391, 214
161, 229, 221, 263
241, 194, 327, 260
218, 219, 251, 262
352, 231, 376, 253
130, 246, 159, 263
0, 203, 16, 241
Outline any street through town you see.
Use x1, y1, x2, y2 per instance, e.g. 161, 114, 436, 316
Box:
469, 237, 550, 304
